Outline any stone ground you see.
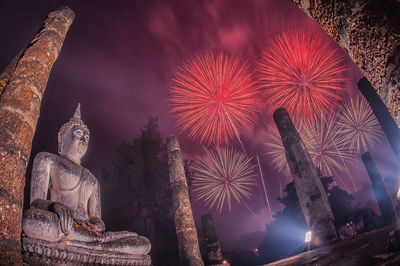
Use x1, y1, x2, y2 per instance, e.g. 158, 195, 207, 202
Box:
265, 225, 400, 266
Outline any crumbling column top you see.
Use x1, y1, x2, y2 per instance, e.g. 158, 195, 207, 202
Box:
167, 135, 180, 152
49, 6, 75, 20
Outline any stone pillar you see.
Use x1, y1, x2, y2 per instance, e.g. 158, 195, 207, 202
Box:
358, 77, 400, 162
201, 214, 223, 265
0, 6, 74, 264
291, 0, 400, 126
167, 135, 204, 266
0, 49, 23, 95
273, 108, 336, 244
361, 152, 397, 225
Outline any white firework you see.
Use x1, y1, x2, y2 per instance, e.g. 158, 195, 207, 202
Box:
192, 147, 257, 212
337, 97, 383, 155
301, 115, 353, 177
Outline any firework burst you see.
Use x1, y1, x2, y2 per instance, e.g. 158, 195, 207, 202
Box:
192, 147, 257, 212
258, 31, 347, 120
169, 53, 259, 145
337, 97, 383, 155
301, 115, 353, 178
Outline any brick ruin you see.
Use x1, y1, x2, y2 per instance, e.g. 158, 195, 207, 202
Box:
0, 6, 74, 264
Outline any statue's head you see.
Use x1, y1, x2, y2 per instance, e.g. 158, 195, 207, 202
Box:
58, 104, 90, 164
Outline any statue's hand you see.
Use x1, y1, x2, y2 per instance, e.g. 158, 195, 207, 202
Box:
89, 216, 105, 232
53, 203, 74, 235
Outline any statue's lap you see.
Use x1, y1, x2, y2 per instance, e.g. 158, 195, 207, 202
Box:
22, 208, 151, 265
23, 208, 151, 255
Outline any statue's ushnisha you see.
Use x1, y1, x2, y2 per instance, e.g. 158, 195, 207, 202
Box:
22, 104, 151, 265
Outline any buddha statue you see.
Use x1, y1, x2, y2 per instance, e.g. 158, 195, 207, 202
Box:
22, 104, 151, 265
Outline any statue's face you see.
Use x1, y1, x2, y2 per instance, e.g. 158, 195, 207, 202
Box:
60, 125, 89, 162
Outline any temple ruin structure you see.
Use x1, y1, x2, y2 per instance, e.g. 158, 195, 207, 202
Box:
167, 135, 204, 266
201, 214, 223, 265
361, 152, 397, 225
0, 7, 74, 263
273, 107, 337, 245
358, 77, 400, 162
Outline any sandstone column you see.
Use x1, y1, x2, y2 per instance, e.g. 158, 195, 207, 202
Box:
291, 0, 400, 125
167, 135, 204, 266
0, 6, 74, 264
0, 49, 23, 95
273, 108, 336, 244
358, 77, 400, 162
201, 214, 223, 265
361, 152, 397, 225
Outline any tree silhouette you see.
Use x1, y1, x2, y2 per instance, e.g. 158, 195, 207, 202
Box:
101, 117, 179, 265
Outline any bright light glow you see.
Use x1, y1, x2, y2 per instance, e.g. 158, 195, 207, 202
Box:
305, 231, 312, 243
222, 260, 228, 264
397, 186, 400, 199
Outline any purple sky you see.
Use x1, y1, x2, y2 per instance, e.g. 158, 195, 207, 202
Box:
1, 0, 398, 251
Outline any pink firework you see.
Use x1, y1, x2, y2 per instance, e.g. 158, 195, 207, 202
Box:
169, 53, 259, 145
259, 31, 347, 120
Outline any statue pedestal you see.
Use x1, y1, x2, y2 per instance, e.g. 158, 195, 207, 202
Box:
22, 237, 151, 265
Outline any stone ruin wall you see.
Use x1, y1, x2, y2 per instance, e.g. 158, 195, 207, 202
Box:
292, 0, 400, 125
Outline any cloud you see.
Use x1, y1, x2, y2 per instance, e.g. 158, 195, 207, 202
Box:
218, 24, 250, 53
148, 3, 179, 42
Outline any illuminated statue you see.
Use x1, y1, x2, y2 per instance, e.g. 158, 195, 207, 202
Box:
22, 104, 151, 265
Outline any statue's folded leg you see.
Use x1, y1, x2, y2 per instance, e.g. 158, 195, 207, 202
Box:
22, 208, 63, 242
66, 233, 151, 255
101, 233, 151, 255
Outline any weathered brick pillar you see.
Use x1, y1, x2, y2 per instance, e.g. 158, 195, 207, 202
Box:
361, 152, 397, 225
201, 214, 223, 265
358, 77, 400, 162
291, 0, 400, 125
167, 135, 204, 266
273, 108, 337, 245
0, 6, 74, 264
0, 50, 23, 95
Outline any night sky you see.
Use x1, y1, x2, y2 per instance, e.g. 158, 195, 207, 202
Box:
1, 0, 398, 251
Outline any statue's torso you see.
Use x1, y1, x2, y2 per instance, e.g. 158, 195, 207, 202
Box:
47, 153, 97, 222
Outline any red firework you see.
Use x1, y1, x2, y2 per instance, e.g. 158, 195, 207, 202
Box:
258, 32, 347, 120
169, 53, 259, 145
